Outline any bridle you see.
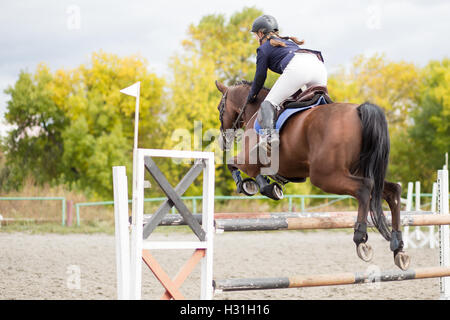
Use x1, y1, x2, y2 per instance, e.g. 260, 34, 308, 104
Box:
218, 89, 249, 150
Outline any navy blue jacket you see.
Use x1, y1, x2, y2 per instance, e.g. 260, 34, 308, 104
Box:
248, 38, 323, 101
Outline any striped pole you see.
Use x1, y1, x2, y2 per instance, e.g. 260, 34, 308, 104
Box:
145, 212, 358, 226
213, 266, 450, 292
143, 211, 435, 227
214, 214, 450, 232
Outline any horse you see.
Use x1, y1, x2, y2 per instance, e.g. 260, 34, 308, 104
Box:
215, 79, 410, 271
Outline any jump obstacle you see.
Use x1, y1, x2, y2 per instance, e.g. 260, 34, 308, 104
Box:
113, 148, 450, 300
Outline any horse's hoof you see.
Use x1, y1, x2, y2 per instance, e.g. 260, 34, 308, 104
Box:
394, 251, 410, 270
356, 243, 373, 262
242, 178, 258, 196
259, 182, 283, 200
271, 183, 284, 200
236, 181, 244, 194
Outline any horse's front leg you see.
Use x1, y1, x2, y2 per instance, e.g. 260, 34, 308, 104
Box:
229, 148, 283, 200
227, 162, 258, 196
254, 174, 284, 200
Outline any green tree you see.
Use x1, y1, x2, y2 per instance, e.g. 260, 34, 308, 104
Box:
1, 66, 67, 190
182, 6, 266, 85
391, 58, 449, 190
1, 52, 165, 199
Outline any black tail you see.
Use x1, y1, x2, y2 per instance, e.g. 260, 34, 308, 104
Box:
357, 102, 391, 241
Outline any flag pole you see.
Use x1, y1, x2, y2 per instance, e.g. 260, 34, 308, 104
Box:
132, 83, 140, 218
133, 82, 141, 151
131, 82, 140, 232
119, 81, 141, 233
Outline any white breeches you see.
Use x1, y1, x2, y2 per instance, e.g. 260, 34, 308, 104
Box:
264, 52, 328, 107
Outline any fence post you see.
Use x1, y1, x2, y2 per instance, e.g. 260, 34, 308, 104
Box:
75, 204, 80, 226
66, 200, 74, 227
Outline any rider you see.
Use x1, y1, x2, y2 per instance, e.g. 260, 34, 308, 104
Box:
248, 14, 328, 156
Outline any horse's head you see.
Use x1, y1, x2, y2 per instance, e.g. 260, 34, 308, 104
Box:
215, 80, 264, 151
216, 80, 242, 151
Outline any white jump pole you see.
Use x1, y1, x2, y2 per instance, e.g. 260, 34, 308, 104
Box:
430, 182, 438, 249
404, 182, 414, 249
113, 166, 131, 299
438, 169, 450, 299
414, 181, 422, 241
201, 153, 215, 300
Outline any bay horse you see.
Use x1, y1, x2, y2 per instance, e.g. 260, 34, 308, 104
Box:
215, 80, 410, 270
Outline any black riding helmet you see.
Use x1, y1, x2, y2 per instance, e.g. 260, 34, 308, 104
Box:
251, 15, 279, 34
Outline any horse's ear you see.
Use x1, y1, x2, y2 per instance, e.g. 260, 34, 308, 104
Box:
215, 80, 227, 94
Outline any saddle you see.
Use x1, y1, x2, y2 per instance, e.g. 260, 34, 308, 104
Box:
279, 85, 333, 111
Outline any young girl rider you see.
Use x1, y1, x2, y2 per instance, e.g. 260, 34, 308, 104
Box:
248, 15, 328, 156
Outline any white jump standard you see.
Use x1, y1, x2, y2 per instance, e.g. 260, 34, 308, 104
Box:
113, 148, 215, 300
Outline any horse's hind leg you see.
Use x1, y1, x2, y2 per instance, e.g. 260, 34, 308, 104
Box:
352, 177, 375, 262
383, 180, 410, 270
310, 170, 374, 262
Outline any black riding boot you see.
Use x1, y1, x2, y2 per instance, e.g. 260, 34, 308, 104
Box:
251, 101, 279, 162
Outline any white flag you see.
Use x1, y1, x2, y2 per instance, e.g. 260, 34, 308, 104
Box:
120, 81, 140, 97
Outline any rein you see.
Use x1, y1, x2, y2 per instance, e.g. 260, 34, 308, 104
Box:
232, 102, 249, 130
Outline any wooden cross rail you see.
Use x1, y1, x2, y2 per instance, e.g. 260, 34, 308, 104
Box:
142, 249, 205, 300
143, 157, 205, 241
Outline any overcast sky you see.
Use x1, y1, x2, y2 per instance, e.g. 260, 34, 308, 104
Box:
0, 0, 449, 134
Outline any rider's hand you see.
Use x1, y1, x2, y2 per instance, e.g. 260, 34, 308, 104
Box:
246, 94, 257, 104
